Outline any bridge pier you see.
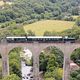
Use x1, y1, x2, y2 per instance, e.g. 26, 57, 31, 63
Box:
2, 54, 9, 77
63, 54, 70, 80
0, 42, 79, 80
32, 43, 40, 80
33, 54, 39, 80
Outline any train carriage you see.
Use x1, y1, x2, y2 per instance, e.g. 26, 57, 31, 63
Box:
6, 36, 75, 43
27, 36, 63, 43
6, 36, 26, 43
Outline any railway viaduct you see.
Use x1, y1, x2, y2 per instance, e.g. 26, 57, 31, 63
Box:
0, 41, 80, 80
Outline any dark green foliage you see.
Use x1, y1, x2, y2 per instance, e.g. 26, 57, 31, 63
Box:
39, 52, 49, 72
63, 16, 75, 21
43, 31, 52, 36
0, 0, 79, 24
76, 74, 80, 80
9, 48, 22, 78
44, 31, 59, 36
39, 47, 63, 79
76, 17, 80, 26
49, 0, 57, 3
0, 15, 6, 23
70, 69, 80, 80
2, 74, 21, 80
0, 54, 2, 58
72, 7, 79, 15
70, 48, 80, 80
61, 27, 80, 39
71, 48, 80, 66
0, 22, 26, 40
27, 30, 35, 36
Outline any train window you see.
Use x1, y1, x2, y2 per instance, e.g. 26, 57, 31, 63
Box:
46, 38, 48, 40
40, 38, 42, 41
48, 38, 50, 40
45, 38, 47, 40
32, 38, 34, 41
43, 38, 45, 41
38, 38, 40, 40
26, 39, 27, 41
33, 38, 35, 41
11, 38, 14, 40
36, 38, 38, 41
40, 38, 41, 40
14, 38, 17, 41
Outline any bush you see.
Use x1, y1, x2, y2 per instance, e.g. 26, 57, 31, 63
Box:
70, 69, 80, 80
9, 48, 22, 78
2, 74, 21, 80
76, 17, 80, 26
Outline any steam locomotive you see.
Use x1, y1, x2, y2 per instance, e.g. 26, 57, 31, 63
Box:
6, 36, 75, 43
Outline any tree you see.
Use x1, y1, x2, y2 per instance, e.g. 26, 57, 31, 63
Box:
43, 31, 51, 36
70, 69, 80, 80
72, 7, 79, 15
27, 30, 35, 36
39, 52, 48, 72
71, 48, 80, 66
0, 16, 6, 23
49, 0, 57, 3
76, 74, 80, 80
2, 74, 21, 80
76, 17, 80, 26
9, 48, 22, 78
39, 47, 63, 80
33, 3, 44, 14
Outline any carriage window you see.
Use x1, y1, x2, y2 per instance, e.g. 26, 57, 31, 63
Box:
45, 38, 47, 40
38, 38, 39, 40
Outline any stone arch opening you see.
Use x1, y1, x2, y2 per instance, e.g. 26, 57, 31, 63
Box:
70, 48, 80, 67
0, 53, 2, 79
8, 47, 33, 80
39, 46, 64, 80
70, 48, 80, 80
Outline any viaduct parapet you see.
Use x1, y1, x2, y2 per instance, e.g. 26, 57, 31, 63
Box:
0, 42, 80, 80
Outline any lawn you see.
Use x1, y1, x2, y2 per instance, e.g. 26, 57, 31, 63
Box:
72, 16, 79, 20
23, 20, 75, 36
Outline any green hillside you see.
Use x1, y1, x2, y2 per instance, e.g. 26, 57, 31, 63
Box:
23, 20, 75, 36
0, 0, 79, 23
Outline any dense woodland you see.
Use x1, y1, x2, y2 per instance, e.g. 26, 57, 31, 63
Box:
39, 47, 63, 80
0, 0, 79, 23
39, 47, 80, 80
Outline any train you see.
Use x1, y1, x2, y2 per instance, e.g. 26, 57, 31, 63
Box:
6, 36, 75, 43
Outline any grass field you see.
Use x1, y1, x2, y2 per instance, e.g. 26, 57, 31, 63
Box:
72, 16, 79, 19
23, 20, 75, 36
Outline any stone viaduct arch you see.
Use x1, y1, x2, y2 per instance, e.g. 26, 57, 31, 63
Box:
0, 42, 80, 80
